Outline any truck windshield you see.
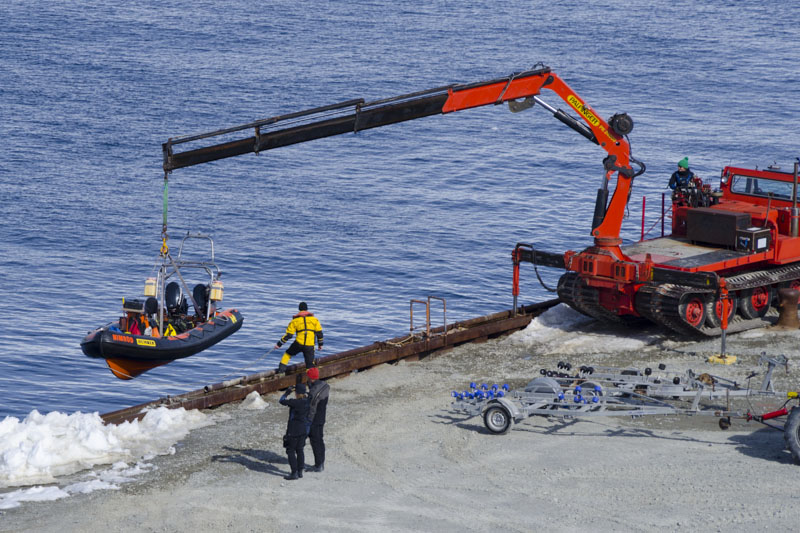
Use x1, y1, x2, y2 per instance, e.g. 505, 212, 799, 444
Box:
730, 174, 796, 201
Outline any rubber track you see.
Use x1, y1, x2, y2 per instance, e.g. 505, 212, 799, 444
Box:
559, 261, 800, 337
558, 272, 639, 325
725, 262, 800, 291
557, 272, 591, 317
635, 284, 773, 337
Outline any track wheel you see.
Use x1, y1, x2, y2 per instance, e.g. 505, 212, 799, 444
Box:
679, 294, 707, 328
738, 286, 773, 319
705, 293, 738, 327
784, 407, 800, 465
483, 404, 513, 435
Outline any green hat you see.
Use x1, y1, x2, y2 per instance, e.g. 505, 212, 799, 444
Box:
678, 157, 689, 169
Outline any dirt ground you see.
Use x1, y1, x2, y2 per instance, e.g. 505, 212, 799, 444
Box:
3, 308, 800, 532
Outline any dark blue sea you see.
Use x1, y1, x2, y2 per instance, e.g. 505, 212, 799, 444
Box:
2, 0, 798, 419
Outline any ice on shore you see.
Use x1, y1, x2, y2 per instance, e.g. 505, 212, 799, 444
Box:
239, 391, 269, 410
506, 303, 662, 353
0, 406, 218, 509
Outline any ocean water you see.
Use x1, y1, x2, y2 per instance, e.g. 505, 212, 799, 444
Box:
2, 0, 799, 419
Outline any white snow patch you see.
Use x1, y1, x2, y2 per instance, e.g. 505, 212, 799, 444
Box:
0, 405, 219, 509
738, 328, 768, 339
505, 303, 661, 354
0, 485, 69, 509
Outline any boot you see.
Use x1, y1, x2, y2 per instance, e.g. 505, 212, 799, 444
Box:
308, 463, 324, 473
284, 471, 299, 480
278, 363, 287, 374
298, 469, 303, 478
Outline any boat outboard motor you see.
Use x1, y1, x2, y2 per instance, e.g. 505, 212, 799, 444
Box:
192, 283, 209, 318
165, 282, 187, 315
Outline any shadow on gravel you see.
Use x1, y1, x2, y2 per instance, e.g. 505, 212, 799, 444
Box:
727, 426, 796, 465
429, 412, 489, 433
513, 420, 723, 445
212, 446, 288, 477
435, 410, 731, 442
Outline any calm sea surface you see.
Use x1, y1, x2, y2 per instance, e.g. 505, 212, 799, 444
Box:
1, 0, 798, 418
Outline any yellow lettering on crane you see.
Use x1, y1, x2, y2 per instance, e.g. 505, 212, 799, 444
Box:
567, 94, 617, 142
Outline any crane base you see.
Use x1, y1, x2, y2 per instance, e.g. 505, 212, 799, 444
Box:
707, 354, 737, 365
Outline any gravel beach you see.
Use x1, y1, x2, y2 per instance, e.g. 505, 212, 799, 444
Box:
3, 307, 800, 532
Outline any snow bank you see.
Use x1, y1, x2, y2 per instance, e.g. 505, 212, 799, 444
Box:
0, 406, 218, 509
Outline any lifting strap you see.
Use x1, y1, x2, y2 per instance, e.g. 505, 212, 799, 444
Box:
161, 171, 169, 255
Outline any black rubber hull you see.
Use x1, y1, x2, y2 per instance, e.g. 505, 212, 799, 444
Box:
81, 309, 244, 362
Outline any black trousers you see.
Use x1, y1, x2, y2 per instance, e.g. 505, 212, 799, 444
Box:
285, 435, 307, 474
286, 342, 315, 367
309, 423, 325, 466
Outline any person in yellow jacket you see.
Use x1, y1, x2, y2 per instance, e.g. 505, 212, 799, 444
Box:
274, 302, 323, 373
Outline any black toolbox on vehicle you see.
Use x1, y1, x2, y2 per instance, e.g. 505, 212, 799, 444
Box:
735, 227, 771, 253
687, 208, 751, 247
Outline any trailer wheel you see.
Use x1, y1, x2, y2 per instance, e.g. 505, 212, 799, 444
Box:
739, 286, 773, 319
784, 407, 800, 465
483, 404, 513, 435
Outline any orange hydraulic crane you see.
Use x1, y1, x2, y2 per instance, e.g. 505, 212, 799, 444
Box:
163, 64, 644, 257
167, 65, 800, 338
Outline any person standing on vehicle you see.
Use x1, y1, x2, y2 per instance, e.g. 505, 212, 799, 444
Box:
668, 157, 695, 191
279, 382, 310, 480
274, 302, 323, 373
305, 366, 329, 473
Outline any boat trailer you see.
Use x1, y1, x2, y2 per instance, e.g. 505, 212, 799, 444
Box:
451, 354, 800, 463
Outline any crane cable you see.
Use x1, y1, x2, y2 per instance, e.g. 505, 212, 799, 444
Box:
161, 171, 169, 256
125, 172, 281, 389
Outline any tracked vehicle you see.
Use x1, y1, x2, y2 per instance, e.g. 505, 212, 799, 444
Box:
519, 162, 800, 336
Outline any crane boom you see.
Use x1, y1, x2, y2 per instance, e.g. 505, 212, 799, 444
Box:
162, 65, 644, 250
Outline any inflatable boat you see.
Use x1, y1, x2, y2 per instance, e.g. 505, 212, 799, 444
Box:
81, 233, 244, 379
81, 307, 243, 379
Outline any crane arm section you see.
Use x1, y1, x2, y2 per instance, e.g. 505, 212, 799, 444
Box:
163, 65, 643, 245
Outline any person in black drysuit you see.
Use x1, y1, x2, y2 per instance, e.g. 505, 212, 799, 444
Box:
279, 383, 310, 480
668, 157, 695, 191
305, 366, 329, 473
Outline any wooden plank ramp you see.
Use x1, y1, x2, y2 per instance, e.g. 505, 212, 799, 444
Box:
101, 299, 559, 425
